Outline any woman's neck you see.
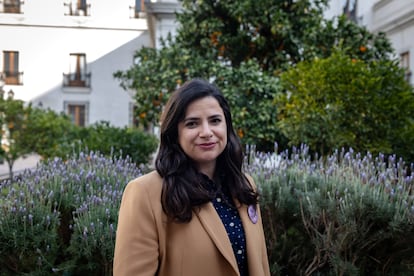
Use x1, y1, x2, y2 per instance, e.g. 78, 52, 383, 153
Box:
197, 162, 216, 180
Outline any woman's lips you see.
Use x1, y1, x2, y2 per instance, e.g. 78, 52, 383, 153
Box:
198, 142, 216, 150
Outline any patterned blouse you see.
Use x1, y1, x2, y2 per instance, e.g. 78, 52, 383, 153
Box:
203, 175, 248, 276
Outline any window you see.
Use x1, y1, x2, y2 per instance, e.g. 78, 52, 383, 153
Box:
65, 102, 88, 127
2, 51, 23, 85
64, 0, 90, 16
63, 53, 91, 88
400, 51, 411, 83
130, 0, 145, 18
1, 0, 23, 14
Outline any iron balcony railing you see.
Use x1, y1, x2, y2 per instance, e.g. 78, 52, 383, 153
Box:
63, 72, 91, 88
64, 1, 91, 16
1, 71, 24, 85
0, 0, 24, 14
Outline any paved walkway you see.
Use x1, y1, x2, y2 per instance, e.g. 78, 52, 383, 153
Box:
0, 154, 41, 179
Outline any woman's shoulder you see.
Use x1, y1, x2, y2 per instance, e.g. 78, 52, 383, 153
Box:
124, 170, 163, 195
131, 170, 162, 182
243, 172, 257, 188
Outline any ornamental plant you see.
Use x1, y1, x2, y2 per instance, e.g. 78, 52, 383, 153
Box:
0, 151, 144, 275
74, 120, 159, 166
2, 145, 414, 275
0, 96, 32, 180
0, 178, 60, 275
277, 48, 414, 162
246, 144, 414, 275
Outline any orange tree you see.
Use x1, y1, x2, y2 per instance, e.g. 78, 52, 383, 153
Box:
115, 0, 395, 151
0, 95, 30, 179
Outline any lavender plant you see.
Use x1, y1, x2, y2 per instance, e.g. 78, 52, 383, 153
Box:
66, 152, 143, 275
246, 144, 414, 275
0, 151, 143, 275
2, 144, 414, 275
0, 175, 60, 275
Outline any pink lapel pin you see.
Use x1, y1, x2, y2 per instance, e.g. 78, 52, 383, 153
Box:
248, 204, 258, 224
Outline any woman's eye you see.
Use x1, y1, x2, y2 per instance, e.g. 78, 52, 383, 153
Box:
185, 121, 197, 128
211, 118, 221, 124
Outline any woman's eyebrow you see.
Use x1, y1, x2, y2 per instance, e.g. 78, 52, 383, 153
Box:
183, 114, 223, 121
209, 114, 223, 119
183, 116, 200, 122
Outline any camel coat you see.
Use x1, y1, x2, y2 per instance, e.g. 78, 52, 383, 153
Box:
113, 171, 270, 276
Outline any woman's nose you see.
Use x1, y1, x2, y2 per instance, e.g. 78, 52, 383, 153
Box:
199, 122, 213, 137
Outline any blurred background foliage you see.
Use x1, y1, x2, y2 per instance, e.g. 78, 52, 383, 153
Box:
113, 0, 413, 162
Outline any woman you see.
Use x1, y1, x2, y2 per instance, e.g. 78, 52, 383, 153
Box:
113, 78, 270, 276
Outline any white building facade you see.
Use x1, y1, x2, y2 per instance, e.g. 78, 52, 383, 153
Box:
0, 0, 180, 127
326, 0, 414, 85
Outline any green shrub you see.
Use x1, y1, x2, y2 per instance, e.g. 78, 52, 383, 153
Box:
75, 121, 159, 166
21, 110, 159, 167
21, 107, 78, 160
247, 144, 414, 275
277, 49, 414, 162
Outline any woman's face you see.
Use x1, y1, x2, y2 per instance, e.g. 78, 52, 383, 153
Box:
178, 96, 227, 176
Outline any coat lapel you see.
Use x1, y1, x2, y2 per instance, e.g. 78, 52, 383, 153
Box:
238, 203, 265, 275
195, 202, 240, 275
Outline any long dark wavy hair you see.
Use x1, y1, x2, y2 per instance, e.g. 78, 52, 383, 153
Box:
155, 78, 258, 223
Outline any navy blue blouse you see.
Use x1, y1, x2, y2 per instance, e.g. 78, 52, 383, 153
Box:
204, 175, 248, 276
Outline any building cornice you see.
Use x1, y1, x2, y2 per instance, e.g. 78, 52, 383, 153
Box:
373, 0, 393, 11
373, 10, 414, 34
0, 22, 147, 31
371, 0, 414, 34
145, 1, 182, 18
144, 1, 182, 48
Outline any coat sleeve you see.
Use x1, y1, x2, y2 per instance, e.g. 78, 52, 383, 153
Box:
113, 178, 160, 276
